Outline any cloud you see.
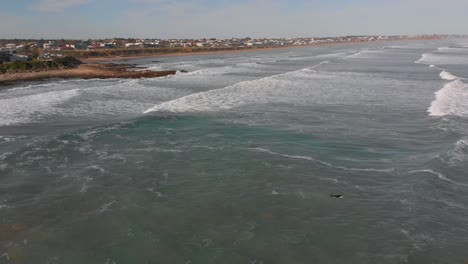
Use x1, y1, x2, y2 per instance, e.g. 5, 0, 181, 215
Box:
35, 0, 91, 13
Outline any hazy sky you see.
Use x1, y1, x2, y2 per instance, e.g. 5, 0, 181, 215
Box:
1, 0, 467, 39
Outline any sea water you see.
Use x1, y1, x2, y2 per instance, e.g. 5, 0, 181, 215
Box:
1, 40, 468, 263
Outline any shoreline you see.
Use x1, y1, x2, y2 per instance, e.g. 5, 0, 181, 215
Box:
0, 63, 178, 87
0, 37, 445, 87
81, 37, 444, 63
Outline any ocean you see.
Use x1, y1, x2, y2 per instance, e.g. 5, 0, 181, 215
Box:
1, 39, 468, 263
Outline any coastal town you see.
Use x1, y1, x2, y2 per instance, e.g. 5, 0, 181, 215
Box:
0, 34, 461, 86
0, 35, 456, 63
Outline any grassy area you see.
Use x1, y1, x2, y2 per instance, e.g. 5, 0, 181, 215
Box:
0, 56, 82, 74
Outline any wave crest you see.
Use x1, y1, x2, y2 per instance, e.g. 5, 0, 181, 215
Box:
143, 68, 317, 113
440, 70, 458, 81
428, 80, 468, 117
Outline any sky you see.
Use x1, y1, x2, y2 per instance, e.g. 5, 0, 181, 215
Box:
0, 0, 467, 39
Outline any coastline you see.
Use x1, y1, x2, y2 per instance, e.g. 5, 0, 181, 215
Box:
81, 37, 444, 63
81, 46, 295, 63
0, 63, 177, 87
0, 36, 445, 87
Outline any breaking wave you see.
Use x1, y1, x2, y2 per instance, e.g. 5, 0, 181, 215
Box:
143, 68, 319, 113
0, 89, 81, 126
415, 53, 431, 64
346, 49, 385, 59
428, 80, 468, 117
416, 52, 468, 65
437, 47, 468, 53
440, 70, 458, 81
445, 137, 468, 166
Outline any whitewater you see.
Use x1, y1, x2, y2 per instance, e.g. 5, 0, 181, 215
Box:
1, 39, 468, 263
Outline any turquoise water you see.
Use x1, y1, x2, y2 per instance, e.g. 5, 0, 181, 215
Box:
1, 40, 468, 263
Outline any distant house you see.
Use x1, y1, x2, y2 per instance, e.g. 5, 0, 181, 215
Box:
5, 44, 16, 49
125, 43, 143, 48
59, 46, 75, 51
75, 43, 87, 50
43, 43, 56, 50
104, 43, 116, 48
0, 48, 28, 62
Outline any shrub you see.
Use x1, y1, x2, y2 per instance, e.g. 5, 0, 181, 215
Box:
0, 56, 82, 74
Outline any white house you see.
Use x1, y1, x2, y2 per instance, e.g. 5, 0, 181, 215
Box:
125, 43, 143, 48
43, 43, 56, 50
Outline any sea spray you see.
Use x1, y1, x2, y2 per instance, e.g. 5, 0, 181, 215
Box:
428, 80, 468, 117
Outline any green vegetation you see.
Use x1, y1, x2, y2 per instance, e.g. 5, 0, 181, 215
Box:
0, 56, 82, 74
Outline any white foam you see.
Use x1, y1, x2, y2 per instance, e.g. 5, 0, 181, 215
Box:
5, 82, 60, 93
428, 80, 468, 117
0, 136, 25, 143
408, 169, 468, 187
284, 52, 347, 62
0, 152, 12, 161
185, 65, 236, 76
79, 125, 122, 140
416, 52, 468, 65
79, 176, 93, 193
436, 47, 450, 52
97, 201, 117, 214
310, 60, 330, 69
146, 189, 167, 197
446, 137, 468, 165
145, 65, 165, 71
143, 68, 317, 113
346, 49, 385, 59
440, 70, 458, 81
437, 47, 468, 53
313, 52, 348, 59
385, 45, 405, 49
415, 53, 431, 64
87, 165, 108, 174
0, 89, 80, 126
247, 147, 394, 173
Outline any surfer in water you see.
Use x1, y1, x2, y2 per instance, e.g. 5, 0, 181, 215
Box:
330, 194, 344, 199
